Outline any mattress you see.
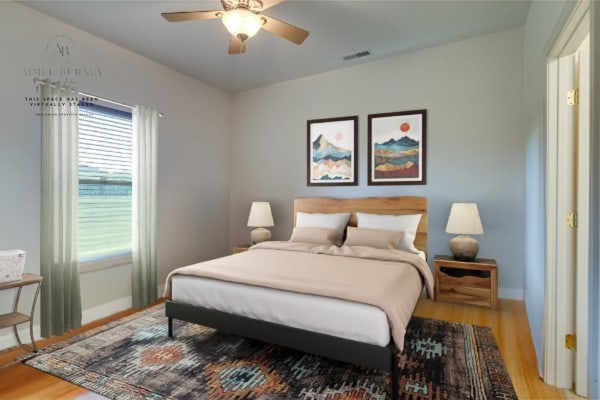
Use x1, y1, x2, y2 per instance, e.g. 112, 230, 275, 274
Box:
171, 275, 391, 346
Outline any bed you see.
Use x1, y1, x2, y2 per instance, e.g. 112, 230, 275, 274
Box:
164, 196, 432, 400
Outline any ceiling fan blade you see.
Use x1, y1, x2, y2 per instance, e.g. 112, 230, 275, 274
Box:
161, 10, 221, 22
228, 37, 246, 54
256, 0, 285, 11
261, 15, 309, 45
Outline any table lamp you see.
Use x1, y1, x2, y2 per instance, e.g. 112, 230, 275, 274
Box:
445, 203, 484, 261
247, 201, 274, 244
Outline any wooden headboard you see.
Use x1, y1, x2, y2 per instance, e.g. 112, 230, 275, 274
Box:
293, 196, 428, 253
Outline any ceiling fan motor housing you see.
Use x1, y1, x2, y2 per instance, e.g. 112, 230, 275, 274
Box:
222, 0, 264, 12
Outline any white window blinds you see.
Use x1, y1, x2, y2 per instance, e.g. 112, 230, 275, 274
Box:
78, 103, 133, 262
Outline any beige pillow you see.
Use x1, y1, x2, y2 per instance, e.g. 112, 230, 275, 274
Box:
356, 212, 422, 254
343, 227, 403, 250
289, 227, 339, 245
295, 212, 351, 245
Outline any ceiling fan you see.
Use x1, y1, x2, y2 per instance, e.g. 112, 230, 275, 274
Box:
161, 0, 310, 55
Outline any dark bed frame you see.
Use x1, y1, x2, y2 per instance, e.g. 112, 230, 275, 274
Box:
165, 196, 428, 400
166, 300, 399, 399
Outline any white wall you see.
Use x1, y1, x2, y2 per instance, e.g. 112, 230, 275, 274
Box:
0, 2, 230, 349
589, 3, 600, 397
230, 28, 525, 299
522, 0, 571, 374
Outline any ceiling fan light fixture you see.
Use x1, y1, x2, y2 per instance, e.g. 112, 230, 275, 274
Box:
222, 9, 262, 41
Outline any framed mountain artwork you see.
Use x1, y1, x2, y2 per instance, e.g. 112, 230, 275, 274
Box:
307, 116, 358, 186
368, 109, 427, 185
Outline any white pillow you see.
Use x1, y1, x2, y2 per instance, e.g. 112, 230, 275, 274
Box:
289, 227, 339, 245
343, 227, 403, 250
296, 212, 351, 244
356, 212, 422, 254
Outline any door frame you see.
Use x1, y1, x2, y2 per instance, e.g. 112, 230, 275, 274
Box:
588, 3, 600, 398
544, 0, 590, 394
575, 33, 590, 398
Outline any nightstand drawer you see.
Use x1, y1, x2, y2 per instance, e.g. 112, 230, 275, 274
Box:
433, 255, 498, 309
437, 271, 492, 307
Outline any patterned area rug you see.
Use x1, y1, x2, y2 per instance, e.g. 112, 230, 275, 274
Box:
25, 304, 517, 399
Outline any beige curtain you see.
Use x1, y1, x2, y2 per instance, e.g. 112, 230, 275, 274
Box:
132, 105, 158, 308
40, 80, 82, 337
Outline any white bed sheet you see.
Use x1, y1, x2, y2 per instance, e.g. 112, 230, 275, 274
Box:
172, 275, 391, 346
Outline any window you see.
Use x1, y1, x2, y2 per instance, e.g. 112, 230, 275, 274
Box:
78, 101, 133, 266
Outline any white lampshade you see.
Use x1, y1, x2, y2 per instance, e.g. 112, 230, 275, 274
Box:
222, 9, 262, 41
247, 201, 274, 228
445, 203, 484, 235
247, 201, 274, 245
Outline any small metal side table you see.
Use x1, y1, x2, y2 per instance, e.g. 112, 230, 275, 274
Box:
0, 273, 43, 351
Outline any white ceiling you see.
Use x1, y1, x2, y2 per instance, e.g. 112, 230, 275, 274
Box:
21, 0, 531, 93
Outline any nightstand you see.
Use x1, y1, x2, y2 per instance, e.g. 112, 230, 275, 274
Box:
433, 255, 498, 310
233, 244, 251, 254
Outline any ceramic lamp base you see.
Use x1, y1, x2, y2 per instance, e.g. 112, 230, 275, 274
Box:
250, 227, 271, 244
449, 235, 479, 261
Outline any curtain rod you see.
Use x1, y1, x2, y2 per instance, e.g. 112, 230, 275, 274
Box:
33, 77, 75, 91
34, 78, 164, 117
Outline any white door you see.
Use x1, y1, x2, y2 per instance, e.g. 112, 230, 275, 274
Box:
574, 34, 590, 397
545, 6, 590, 397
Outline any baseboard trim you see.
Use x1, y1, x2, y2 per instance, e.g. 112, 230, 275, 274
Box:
81, 295, 132, 325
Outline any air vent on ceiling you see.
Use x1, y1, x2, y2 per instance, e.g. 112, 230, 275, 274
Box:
342, 50, 372, 61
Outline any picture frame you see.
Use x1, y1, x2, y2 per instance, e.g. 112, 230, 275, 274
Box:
307, 116, 358, 186
368, 109, 427, 185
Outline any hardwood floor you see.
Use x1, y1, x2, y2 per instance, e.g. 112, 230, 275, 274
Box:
0, 297, 567, 399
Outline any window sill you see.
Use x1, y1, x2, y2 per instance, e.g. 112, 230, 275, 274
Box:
79, 254, 132, 274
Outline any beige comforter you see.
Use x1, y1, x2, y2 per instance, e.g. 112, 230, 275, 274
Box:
164, 241, 434, 350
